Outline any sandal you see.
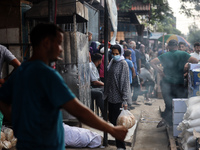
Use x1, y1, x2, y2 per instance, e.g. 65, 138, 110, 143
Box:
157, 119, 166, 128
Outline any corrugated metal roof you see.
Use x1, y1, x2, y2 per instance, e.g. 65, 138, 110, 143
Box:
131, 3, 150, 11
117, 2, 150, 12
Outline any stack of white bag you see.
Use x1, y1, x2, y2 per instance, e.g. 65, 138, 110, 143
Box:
0, 126, 17, 150
177, 96, 200, 150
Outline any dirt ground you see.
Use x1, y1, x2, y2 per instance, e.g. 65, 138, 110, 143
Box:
131, 96, 170, 150
66, 95, 170, 150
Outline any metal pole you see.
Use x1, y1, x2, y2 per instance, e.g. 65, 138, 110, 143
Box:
48, 0, 54, 23
162, 33, 164, 53
103, 0, 108, 147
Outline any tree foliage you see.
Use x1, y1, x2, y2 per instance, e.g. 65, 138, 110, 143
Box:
116, 0, 182, 34
156, 16, 182, 35
149, 1, 172, 25
180, 0, 200, 17
116, 0, 173, 25
187, 24, 200, 45
116, 0, 165, 10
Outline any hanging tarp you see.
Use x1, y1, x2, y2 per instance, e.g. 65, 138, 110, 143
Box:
106, 0, 117, 45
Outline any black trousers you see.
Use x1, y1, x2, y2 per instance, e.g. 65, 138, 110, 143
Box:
143, 80, 155, 94
91, 88, 104, 117
108, 102, 126, 149
132, 76, 140, 102
160, 80, 187, 125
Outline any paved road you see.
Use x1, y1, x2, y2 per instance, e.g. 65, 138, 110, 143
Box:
132, 96, 169, 150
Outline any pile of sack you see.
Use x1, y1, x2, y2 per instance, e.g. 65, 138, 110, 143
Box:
0, 126, 17, 150
177, 96, 200, 150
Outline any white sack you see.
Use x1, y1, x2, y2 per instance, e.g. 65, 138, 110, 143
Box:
186, 135, 196, 147
180, 131, 192, 144
2, 127, 13, 141
186, 96, 200, 107
177, 122, 185, 131
63, 123, 102, 148
187, 126, 200, 133
182, 118, 200, 129
184, 103, 200, 120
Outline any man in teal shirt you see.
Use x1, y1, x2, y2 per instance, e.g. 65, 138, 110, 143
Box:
150, 40, 198, 127
0, 23, 128, 150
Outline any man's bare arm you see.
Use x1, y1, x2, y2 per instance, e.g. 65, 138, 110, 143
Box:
188, 56, 198, 64
4, 59, 21, 80
91, 80, 104, 86
0, 101, 11, 121
62, 98, 128, 141
9, 59, 21, 69
150, 58, 164, 76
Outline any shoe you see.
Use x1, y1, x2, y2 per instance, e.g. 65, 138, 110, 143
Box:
132, 102, 141, 105
128, 106, 135, 110
157, 119, 166, 128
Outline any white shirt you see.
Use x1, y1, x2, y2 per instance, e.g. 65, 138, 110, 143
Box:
190, 52, 200, 61
139, 67, 154, 82
0, 45, 16, 78
89, 62, 100, 82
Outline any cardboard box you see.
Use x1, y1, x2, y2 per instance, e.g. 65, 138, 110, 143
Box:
173, 112, 185, 124
189, 64, 200, 71
172, 99, 187, 137
188, 85, 200, 97
191, 85, 200, 97
173, 99, 187, 113
192, 70, 200, 86
173, 124, 181, 137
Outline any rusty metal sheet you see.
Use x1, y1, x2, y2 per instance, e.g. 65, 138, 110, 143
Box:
84, 2, 99, 42
25, 0, 88, 22
56, 31, 90, 107
56, 32, 90, 120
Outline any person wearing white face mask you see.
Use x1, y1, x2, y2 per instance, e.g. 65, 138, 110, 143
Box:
104, 44, 132, 150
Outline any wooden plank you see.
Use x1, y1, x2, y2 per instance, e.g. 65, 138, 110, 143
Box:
166, 127, 177, 150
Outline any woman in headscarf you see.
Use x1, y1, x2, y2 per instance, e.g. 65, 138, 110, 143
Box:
104, 44, 131, 150
90, 41, 101, 55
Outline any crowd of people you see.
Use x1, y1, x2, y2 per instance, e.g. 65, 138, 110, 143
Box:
89, 37, 200, 145
0, 23, 199, 150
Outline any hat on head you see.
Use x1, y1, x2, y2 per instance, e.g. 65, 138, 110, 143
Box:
100, 47, 104, 53
95, 41, 101, 48
168, 40, 178, 46
100, 47, 110, 53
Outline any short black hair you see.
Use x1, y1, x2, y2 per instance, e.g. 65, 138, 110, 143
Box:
120, 40, 124, 45
194, 42, 200, 47
111, 44, 122, 54
91, 53, 102, 62
178, 42, 186, 47
124, 49, 132, 57
30, 23, 64, 48
168, 40, 178, 46
88, 32, 92, 36
123, 44, 129, 49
